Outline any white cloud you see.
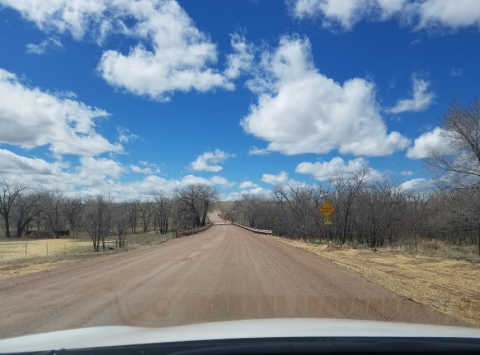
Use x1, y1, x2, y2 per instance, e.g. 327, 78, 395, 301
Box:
131, 161, 160, 174
288, 0, 480, 31
97, 0, 233, 101
130, 165, 160, 174
117, 126, 138, 143
239, 181, 260, 189
248, 146, 270, 156
224, 33, 254, 79
399, 178, 435, 192
241, 37, 409, 156
0, 149, 234, 200
295, 157, 382, 181
0, 149, 65, 175
191, 149, 233, 172
26, 37, 62, 55
221, 186, 272, 201
0, 68, 122, 156
262, 171, 289, 185
289, 0, 407, 29
242, 187, 270, 196
180, 175, 211, 186
413, 0, 480, 30
0, 0, 111, 41
1, 0, 234, 101
406, 127, 456, 159
387, 78, 435, 113
401, 170, 413, 176
180, 174, 234, 189
210, 176, 235, 189
79, 157, 123, 179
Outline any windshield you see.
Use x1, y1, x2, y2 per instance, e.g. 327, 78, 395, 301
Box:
0, 0, 479, 344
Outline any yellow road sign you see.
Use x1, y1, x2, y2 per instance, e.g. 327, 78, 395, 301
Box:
320, 202, 335, 216
174, 218, 178, 226
271, 216, 275, 225
324, 217, 332, 225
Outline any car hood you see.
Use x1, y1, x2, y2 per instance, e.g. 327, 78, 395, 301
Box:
1, 318, 480, 353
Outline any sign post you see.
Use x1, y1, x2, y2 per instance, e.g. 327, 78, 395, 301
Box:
319, 202, 335, 217
319, 202, 335, 245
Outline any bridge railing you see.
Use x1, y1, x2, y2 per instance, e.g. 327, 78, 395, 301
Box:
232, 223, 272, 235
176, 224, 212, 237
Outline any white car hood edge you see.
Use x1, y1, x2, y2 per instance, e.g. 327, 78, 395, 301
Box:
1, 318, 479, 353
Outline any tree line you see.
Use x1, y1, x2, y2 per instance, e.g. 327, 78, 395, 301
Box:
0, 183, 219, 251
227, 99, 480, 255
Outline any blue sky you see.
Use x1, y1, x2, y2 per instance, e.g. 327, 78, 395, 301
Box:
0, 0, 479, 200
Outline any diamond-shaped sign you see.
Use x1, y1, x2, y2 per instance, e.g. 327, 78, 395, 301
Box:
319, 202, 334, 217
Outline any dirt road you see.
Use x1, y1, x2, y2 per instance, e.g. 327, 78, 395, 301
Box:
0, 225, 463, 340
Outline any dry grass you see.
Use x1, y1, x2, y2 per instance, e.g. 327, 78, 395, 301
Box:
0, 232, 175, 280
274, 237, 480, 327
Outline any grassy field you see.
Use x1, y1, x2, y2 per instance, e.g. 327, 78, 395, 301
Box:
0, 232, 175, 280
274, 237, 480, 327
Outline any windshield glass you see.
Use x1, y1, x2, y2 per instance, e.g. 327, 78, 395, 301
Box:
0, 0, 479, 343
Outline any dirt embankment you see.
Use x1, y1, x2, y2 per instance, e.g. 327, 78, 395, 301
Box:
0, 225, 464, 340
276, 238, 480, 327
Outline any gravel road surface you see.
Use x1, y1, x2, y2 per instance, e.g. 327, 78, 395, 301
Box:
0, 224, 462, 339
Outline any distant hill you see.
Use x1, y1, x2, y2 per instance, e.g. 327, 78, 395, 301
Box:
215, 201, 234, 212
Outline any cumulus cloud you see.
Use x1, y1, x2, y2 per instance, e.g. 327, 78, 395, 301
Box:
261, 171, 304, 186
180, 174, 234, 189
210, 176, 235, 189
97, 0, 233, 101
0, 68, 122, 157
399, 178, 435, 191
0, 148, 234, 200
130, 164, 160, 174
288, 0, 480, 31
79, 157, 123, 179
262, 171, 290, 185
26, 37, 62, 55
191, 149, 233, 172
224, 33, 255, 79
387, 78, 435, 113
222, 186, 271, 201
289, 0, 406, 29
239, 181, 260, 189
1, 0, 233, 101
248, 146, 270, 156
241, 37, 409, 156
117, 127, 138, 143
406, 127, 456, 159
0, 149, 65, 175
295, 157, 382, 181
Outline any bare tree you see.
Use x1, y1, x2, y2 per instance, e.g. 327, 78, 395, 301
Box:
175, 184, 219, 228
83, 196, 112, 251
42, 191, 67, 238
112, 203, 129, 247
425, 98, 480, 187
64, 197, 83, 237
126, 200, 139, 233
138, 199, 154, 233
153, 191, 172, 234
425, 98, 480, 255
0, 180, 28, 238
12, 191, 42, 238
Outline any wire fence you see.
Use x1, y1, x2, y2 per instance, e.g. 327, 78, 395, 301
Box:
0, 233, 171, 264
